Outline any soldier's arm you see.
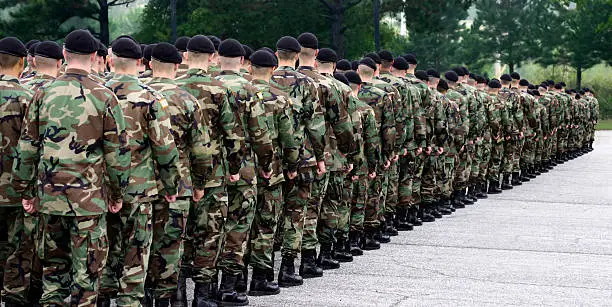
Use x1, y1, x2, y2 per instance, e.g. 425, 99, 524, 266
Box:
381, 94, 397, 162
189, 99, 213, 190
11, 93, 40, 199
247, 93, 274, 172
148, 99, 180, 195
364, 108, 381, 174
103, 96, 131, 202
411, 89, 427, 151
434, 100, 449, 149
304, 82, 326, 162
324, 85, 355, 156
392, 88, 408, 152
276, 100, 300, 173
217, 92, 245, 176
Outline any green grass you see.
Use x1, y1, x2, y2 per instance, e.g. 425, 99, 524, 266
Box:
596, 119, 612, 130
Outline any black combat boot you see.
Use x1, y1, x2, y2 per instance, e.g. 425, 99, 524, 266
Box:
519, 169, 530, 182
317, 245, 340, 269
278, 256, 303, 287
248, 267, 280, 296
437, 201, 452, 215
427, 202, 443, 218
374, 222, 391, 243
476, 182, 488, 199
501, 173, 513, 190
96, 296, 111, 307
299, 249, 323, 278
395, 207, 414, 231
192, 282, 218, 307
511, 172, 522, 186
409, 206, 423, 226
144, 287, 154, 307
419, 205, 436, 222
234, 266, 248, 295
488, 180, 502, 194
467, 185, 478, 202
217, 272, 248, 306
349, 231, 364, 256
460, 189, 474, 205
442, 198, 455, 211
171, 270, 189, 307
533, 164, 541, 176
332, 237, 354, 262
384, 213, 398, 236
361, 230, 381, 250
451, 191, 465, 208
155, 298, 170, 307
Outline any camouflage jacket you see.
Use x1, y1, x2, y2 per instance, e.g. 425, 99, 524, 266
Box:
445, 88, 469, 151
372, 77, 403, 154
422, 88, 448, 151
105, 74, 180, 203
498, 88, 523, 139
270, 66, 325, 168
12, 68, 130, 216
176, 63, 189, 79
148, 77, 210, 197
24, 73, 56, 93
349, 95, 380, 175
216, 70, 274, 187
457, 83, 483, 144
438, 91, 460, 156
485, 92, 506, 144
251, 79, 299, 186
0, 75, 32, 206
358, 81, 396, 164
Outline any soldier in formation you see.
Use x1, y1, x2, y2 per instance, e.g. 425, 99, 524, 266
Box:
0, 30, 599, 307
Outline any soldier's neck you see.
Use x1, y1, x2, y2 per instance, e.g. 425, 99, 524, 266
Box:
36, 67, 60, 78
188, 62, 209, 72
379, 68, 391, 74
298, 57, 315, 68
0, 67, 21, 78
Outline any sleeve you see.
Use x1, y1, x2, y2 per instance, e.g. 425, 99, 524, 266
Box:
217, 92, 245, 175
411, 88, 427, 150
380, 94, 397, 162
247, 93, 274, 172
304, 82, 326, 162
12, 92, 40, 199
149, 99, 180, 194
189, 99, 213, 190
324, 85, 355, 157
277, 100, 300, 173
364, 108, 381, 174
103, 96, 131, 202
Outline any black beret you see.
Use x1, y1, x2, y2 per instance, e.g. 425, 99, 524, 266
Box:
579, 90, 585, 95
546, 79, 555, 86
462, 66, 469, 75
565, 89, 571, 94
25, 39, 40, 50
207, 36, 221, 51
475, 75, 487, 84
97, 41, 108, 57
316, 48, 337, 63
427, 69, 440, 78
115, 35, 138, 43
174, 36, 190, 52
519, 79, 530, 86
569, 88, 577, 93
34, 41, 63, 60
554, 83, 563, 89
143, 44, 156, 61
584, 87, 591, 92
260, 47, 275, 54
64, 29, 98, 55
218, 39, 244, 58
297, 32, 318, 49
345, 70, 362, 85
469, 73, 475, 80
250, 50, 277, 67
111, 37, 142, 59
532, 90, 541, 96
452, 67, 465, 77
359, 57, 377, 71
378, 50, 393, 62
528, 84, 537, 90
334, 73, 350, 86
351, 60, 359, 71
276, 36, 301, 53
27, 42, 40, 56
445, 71, 459, 82
437, 79, 449, 91
560, 81, 566, 87
510, 72, 520, 80
488, 79, 502, 88
403, 54, 417, 65
152, 42, 182, 64
187, 35, 215, 54
242, 45, 253, 60
336, 59, 351, 71
415, 70, 429, 81
500, 74, 512, 82
365, 52, 381, 64
539, 82, 547, 88
0, 37, 28, 58
139, 44, 147, 55
392, 57, 408, 70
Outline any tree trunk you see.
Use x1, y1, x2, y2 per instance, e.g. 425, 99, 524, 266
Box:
373, 0, 380, 51
170, 0, 178, 42
576, 65, 582, 89
99, 1, 110, 45
329, 0, 345, 58
509, 62, 515, 73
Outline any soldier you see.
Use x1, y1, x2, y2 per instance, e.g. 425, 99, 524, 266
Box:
518, 79, 539, 181
335, 59, 352, 73
145, 42, 208, 306
356, 57, 396, 249
214, 38, 274, 306
97, 38, 182, 307
434, 78, 458, 215
474, 75, 493, 197
12, 29, 130, 306
175, 35, 245, 307
484, 79, 507, 194
174, 36, 191, 78
269, 36, 325, 288
207, 36, 222, 76
23, 41, 63, 92
19, 42, 40, 84
240, 44, 253, 76
423, 69, 445, 221
498, 74, 523, 188
139, 44, 155, 82
0, 37, 36, 306
246, 49, 299, 296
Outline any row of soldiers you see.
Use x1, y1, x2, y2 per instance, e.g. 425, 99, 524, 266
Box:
0, 28, 599, 307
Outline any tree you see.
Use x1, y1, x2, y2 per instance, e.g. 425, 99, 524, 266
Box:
318, 0, 364, 57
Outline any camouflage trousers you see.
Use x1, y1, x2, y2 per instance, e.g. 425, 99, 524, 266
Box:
385, 163, 399, 215
441, 155, 456, 199
100, 202, 153, 306
248, 183, 283, 271
317, 172, 349, 247
557, 128, 568, 155
336, 176, 355, 242
502, 140, 518, 174
398, 155, 416, 209
514, 138, 524, 172
453, 150, 471, 191
535, 137, 544, 165
412, 154, 425, 206
521, 138, 536, 168
470, 144, 482, 183
378, 171, 390, 222
217, 184, 257, 275
478, 139, 492, 183
147, 198, 189, 299
281, 167, 314, 258
349, 176, 368, 233
364, 174, 382, 232
420, 155, 438, 203
550, 133, 558, 159
488, 141, 505, 181
190, 186, 226, 284
38, 214, 108, 306
301, 172, 329, 251
1, 207, 42, 305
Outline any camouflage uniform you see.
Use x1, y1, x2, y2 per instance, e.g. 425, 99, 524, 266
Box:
499, 88, 523, 176
146, 77, 209, 299
439, 92, 461, 201
215, 70, 273, 275
100, 74, 181, 306
445, 88, 470, 195
270, 66, 324, 260
176, 68, 244, 284
12, 68, 130, 306
521, 90, 538, 171
476, 88, 492, 186
421, 88, 448, 203
0, 75, 37, 305
485, 92, 508, 184
23, 73, 55, 92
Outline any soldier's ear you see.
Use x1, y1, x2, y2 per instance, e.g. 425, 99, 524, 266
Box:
56, 59, 62, 70
240, 56, 244, 65
30, 57, 35, 69
174, 63, 179, 71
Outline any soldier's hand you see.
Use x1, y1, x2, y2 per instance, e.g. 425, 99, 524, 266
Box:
392, 155, 399, 163
402, 148, 408, 156
108, 200, 123, 214
316, 161, 326, 176
425, 146, 432, 155
165, 194, 177, 203
22, 198, 36, 214
383, 160, 391, 170
229, 174, 240, 183
192, 190, 204, 202
368, 172, 377, 179
286, 171, 297, 180
260, 170, 272, 179
351, 175, 359, 181
438, 147, 444, 155
345, 163, 354, 174
416, 147, 423, 156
